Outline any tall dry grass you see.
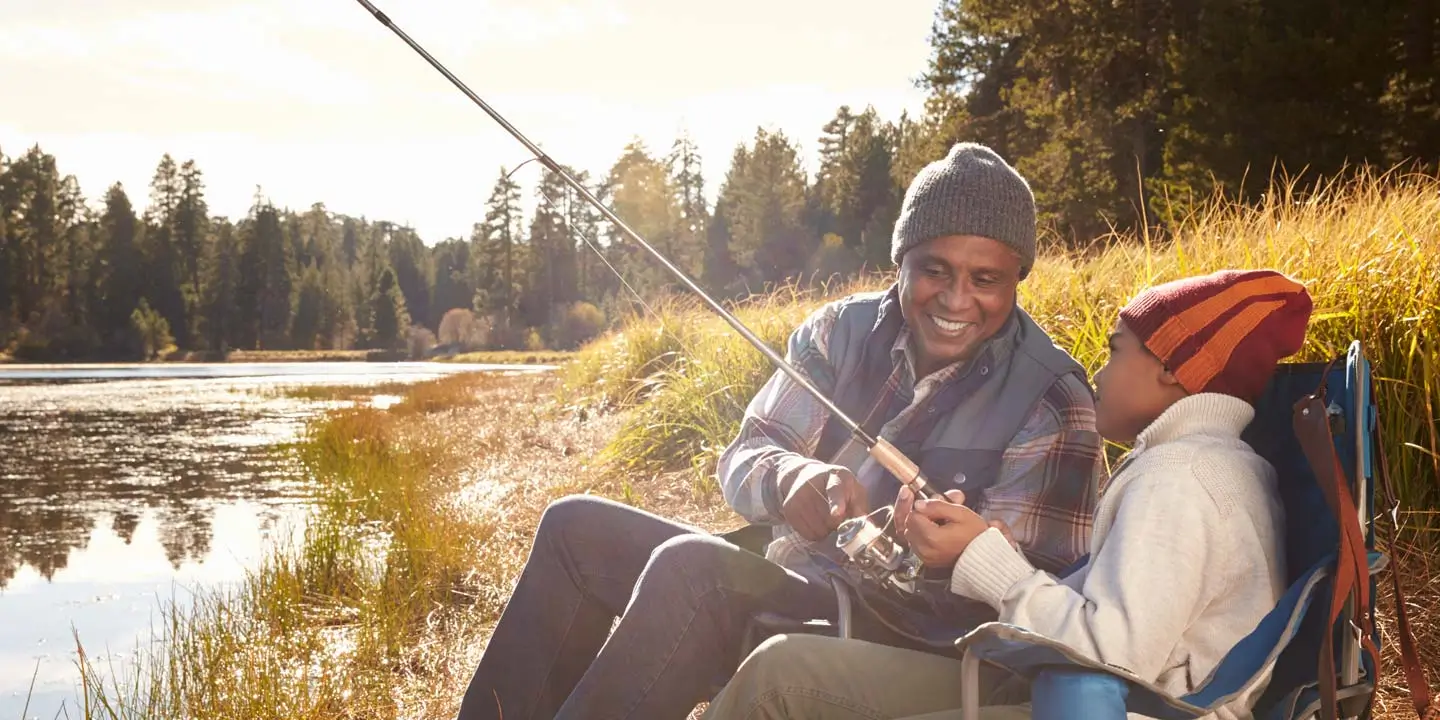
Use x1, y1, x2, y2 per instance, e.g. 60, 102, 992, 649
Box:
66, 373, 507, 719
61, 369, 714, 720
567, 167, 1440, 530
561, 168, 1440, 717
561, 283, 835, 495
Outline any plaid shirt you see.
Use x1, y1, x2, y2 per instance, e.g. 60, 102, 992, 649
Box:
718, 298, 1104, 581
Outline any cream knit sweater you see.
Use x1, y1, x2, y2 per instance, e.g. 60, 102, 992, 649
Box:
950, 393, 1287, 720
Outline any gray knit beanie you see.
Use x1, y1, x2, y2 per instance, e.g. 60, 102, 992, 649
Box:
891, 142, 1037, 279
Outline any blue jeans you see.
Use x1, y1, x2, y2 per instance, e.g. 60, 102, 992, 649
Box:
455, 495, 839, 720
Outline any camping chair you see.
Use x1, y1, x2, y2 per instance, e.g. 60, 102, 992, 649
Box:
948, 340, 1433, 720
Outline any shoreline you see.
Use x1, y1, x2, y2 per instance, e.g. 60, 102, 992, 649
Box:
0, 348, 576, 367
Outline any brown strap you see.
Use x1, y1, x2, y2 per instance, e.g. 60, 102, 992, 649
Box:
1372, 412, 1436, 719
1292, 367, 1378, 720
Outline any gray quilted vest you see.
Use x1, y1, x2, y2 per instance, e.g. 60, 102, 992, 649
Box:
808, 285, 1089, 517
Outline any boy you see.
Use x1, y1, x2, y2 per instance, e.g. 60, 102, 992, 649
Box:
701, 268, 1314, 720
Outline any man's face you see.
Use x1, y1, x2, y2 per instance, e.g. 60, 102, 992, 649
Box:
897, 234, 1021, 377
1092, 320, 1188, 444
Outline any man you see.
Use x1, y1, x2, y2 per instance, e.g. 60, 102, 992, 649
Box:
454, 142, 1104, 720
700, 269, 1313, 720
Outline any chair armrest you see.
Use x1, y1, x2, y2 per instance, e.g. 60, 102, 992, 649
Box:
953, 552, 1390, 720
955, 623, 1210, 720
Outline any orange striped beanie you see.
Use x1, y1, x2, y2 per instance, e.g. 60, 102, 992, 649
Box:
1118, 269, 1313, 403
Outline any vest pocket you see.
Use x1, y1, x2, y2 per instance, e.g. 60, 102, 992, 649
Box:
915, 448, 1004, 504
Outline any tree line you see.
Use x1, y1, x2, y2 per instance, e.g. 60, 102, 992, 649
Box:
916, 0, 1438, 239
2, 0, 1434, 361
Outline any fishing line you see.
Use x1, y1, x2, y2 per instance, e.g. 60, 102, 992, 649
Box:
521, 173, 852, 521
351, 0, 941, 502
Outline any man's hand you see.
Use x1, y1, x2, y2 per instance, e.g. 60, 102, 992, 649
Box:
779, 462, 868, 541
895, 486, 991, 567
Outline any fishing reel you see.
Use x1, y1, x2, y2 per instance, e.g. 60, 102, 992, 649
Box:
835, 506, 923, 594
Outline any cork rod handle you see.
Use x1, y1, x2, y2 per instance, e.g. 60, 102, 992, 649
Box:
869, 437, 943, 499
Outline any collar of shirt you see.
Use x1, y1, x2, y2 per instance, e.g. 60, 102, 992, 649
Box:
888, 302, 1024, 404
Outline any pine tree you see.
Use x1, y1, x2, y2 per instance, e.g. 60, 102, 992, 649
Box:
606, 139, 684, 296
290, 262, 324, 349
97, 184, 145, 354
175, 160, 209, 336
0, 146, 11, 330
430, 237, 473, 328
368, 265, 409, 350
143, 153, 189, 345
234, 190, 294, 350
563, 170, 603, 302
715, 128, 812, 288
477, 167, 523, 333
319, 260, 355, 349
3, 147, 64, 326
200, 218, 239, 353
667, 132, 709, 288
387, 224, 432, 332
702, 196, 738, 296
815, 105, 856, 240
514, 166, 584, 339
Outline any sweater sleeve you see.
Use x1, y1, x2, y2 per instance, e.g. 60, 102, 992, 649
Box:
949, 464, 1230, 683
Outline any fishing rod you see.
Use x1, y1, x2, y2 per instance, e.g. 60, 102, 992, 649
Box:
350, 0, 941, 506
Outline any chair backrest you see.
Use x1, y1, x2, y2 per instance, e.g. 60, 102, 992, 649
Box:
1016, 342, 1385, 720
1239, 341, 1378, 717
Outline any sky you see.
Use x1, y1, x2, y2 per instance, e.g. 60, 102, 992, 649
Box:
0, 0, 938, 244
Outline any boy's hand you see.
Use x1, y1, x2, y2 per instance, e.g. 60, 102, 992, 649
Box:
895, 486, 991, 567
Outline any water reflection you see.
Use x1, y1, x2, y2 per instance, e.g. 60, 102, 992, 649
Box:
0, 378, 321, 588
0, 502, 308, 719
0, 365, 525, 719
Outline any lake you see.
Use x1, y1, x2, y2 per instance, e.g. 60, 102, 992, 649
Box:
0, 362, 551, 720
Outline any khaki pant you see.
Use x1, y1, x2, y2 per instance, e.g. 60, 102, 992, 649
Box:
701, 634, 1031, 719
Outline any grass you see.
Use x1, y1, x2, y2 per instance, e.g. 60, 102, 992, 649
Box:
263, 375, 500, 410
163, 349, 377, 363
56, 166, 1437, 720
566, 166, 1440, 532
65, 372, 530, 719
61, 370, 728, 720
69, 375, 478, 718
440, 350, 575, 366
560, 283, 826, 496
265, 382, 420, 403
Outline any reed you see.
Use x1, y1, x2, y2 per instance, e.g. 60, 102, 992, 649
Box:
66, 373, 503, 719
567, 166, 1440, 533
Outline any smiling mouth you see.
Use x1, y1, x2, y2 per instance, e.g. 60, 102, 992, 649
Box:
929, 314, 974, 337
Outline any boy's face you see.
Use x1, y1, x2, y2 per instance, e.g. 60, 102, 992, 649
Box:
1092, 320, 1188, 444
897, 234, 1020, 378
